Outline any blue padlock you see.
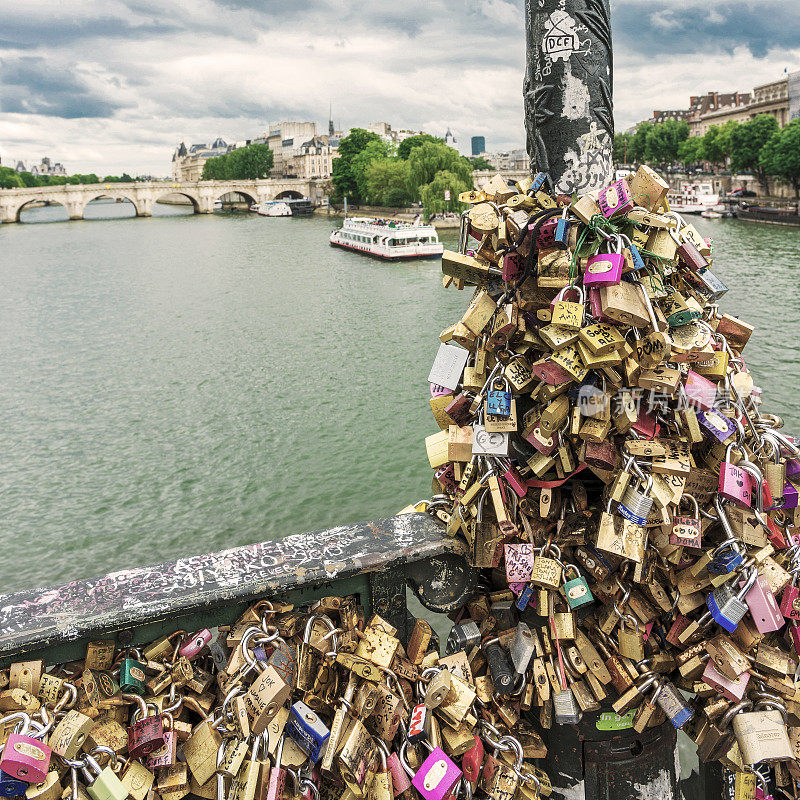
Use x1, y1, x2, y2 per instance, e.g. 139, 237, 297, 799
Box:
706, 570, 757, 632
0, 770, 28, 798
554, 209, 570, 248
486, 379, 511, 417
531, 171, 549, 192
286, 701, 330, 763
628, 241, 646, 271
515, 584, 535, 611
707, 542, 745, 575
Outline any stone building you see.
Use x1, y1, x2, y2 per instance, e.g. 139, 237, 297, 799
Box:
172, 138, 232, 181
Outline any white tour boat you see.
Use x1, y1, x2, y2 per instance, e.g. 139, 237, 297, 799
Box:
329, 217, 444, 260
667, 183, 721, 214
252, 201, 292, 217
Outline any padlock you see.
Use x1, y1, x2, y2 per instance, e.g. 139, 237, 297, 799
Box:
49, 709, 96, 760
554, 208, 570, 248
707, 568, 759, 632
550, 286, 585, 330
338, 718, 377, 790
80, 752, 128, 800
670, 494, 702, 549
411, 748, 461, 800
482, 638, 515, 696
618, 471, 654, 527
118, 651, 146, 695
598, 178, 634, 218
719, 445, 754, 508
179, 629, 212, 660
741, 573, 784, 633
0, 713, 51, 783
286, 701, 329, 764
486, 379, 511, 418
732, 704, 794, 765
445, 621, 480, 656
243, 666, 292, 735
655, 679, 694, 729
562, 564, 594, 609
528, 548, 563, 590
584, 236, 624, 288
125, 694, 165, 759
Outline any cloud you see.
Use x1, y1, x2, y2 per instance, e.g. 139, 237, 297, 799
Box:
0, 57, 127, 118
0, 0, 798, 175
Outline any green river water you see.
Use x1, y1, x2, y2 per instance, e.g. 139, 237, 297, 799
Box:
1, 201, 799, 593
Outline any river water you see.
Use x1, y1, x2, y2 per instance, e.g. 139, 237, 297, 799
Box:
1, 202, 799, 593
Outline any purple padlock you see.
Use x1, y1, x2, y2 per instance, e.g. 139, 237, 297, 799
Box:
583, 237, 624, 288
411, 747, 461, 800
179, 629, 212, 660
780, 482, 799, 509
697, 409, 736, 443
536, 219, 558, 250
598, 178, 634, 218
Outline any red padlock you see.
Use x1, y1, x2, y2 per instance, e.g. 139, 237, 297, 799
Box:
461, 735, 484, 788
125, 694, 165, 759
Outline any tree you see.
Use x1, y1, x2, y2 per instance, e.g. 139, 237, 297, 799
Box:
201, 144, 273, 181
677, 136, 704, 170
350, 140, 390, 202
613, 132, 633, 166
0, 166, 23, 189
407, 142, 472, 198
364, 158, 412, 206
420, 170, 471, 218
644, 120, 689, 169
764, 119, 800, 197
397, 134, 443, 160
331, 128, 383, 201
629, 123, 651, 164
470, 156, 492, 171
729, 113, 780, 192
202, 154, 229, 180
18, 171, 37, 187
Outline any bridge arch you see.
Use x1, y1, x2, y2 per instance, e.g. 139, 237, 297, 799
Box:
15, 197, 69, 223
82, 193, 138, 218
214, 189, 258, 208
152, 190, 201, 213
275, 190, 304, 200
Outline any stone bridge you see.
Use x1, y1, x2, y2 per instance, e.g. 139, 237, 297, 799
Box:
0, 179, 319, 223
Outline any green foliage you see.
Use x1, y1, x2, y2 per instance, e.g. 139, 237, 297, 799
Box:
0, 166, 23, 189
102, 173, 134, 183
350, 140, 391, 202
613, 133, 633, 165
729, 114, 780, 187
420, 170, 471, 218
762, 119, 800, 196
407, 142, 472, 197
397, 134, 443, 160
644, 120, 689, 168
331, 128, 383, 200
67, 174, 100, 184
629, 123, 651, 164
677, 136, 704, 168
201, 143, 274, 181
18, 171, 37, 187
363, 158, 411, 206
470, 156, 492, 171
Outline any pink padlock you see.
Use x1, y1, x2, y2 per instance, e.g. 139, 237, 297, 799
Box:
502, 251, 525, 283
632, 408, 660, 439
741, 574, 784, 633
430, 383, 451, 398
504, 543, 535, 583
780, 584, 800, 620
702, 660, 749, 702
790, 622, 800, 657
412, 747, 461, 800
500, 463, 527, 498
435, 464, 457, 492
0, 714, 51, 784
508, 582, 526, 596
583, 238, 624, 288
179, 629, 212, 660
683, 370, 717, 412
718, 445, 753, 508
598, 178, 634, 218
387, 751, 412, 797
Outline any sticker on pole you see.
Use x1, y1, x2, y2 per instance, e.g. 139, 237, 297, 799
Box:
596, 710, 635, 731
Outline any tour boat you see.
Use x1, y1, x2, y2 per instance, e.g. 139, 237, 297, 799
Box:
667, 183, 720, 214
329, 217, 444, 260
254, 201, 292, 217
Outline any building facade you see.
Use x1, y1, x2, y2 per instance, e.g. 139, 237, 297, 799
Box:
471, 136, 486, 156
483, 148, 530, 172
14, 157, 67, 177
172, 138, 232, 181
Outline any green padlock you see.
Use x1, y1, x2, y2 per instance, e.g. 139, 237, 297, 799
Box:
562, 564, 595, 610
80, 751, 128, 800
118, 650, 146, 695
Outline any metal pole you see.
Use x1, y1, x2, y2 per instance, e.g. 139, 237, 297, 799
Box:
523, 0, 614, 194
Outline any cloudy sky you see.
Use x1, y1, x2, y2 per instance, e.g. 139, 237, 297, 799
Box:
2, 0, 799, 176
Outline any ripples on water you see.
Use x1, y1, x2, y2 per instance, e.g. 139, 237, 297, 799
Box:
1, 204, 798, 592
